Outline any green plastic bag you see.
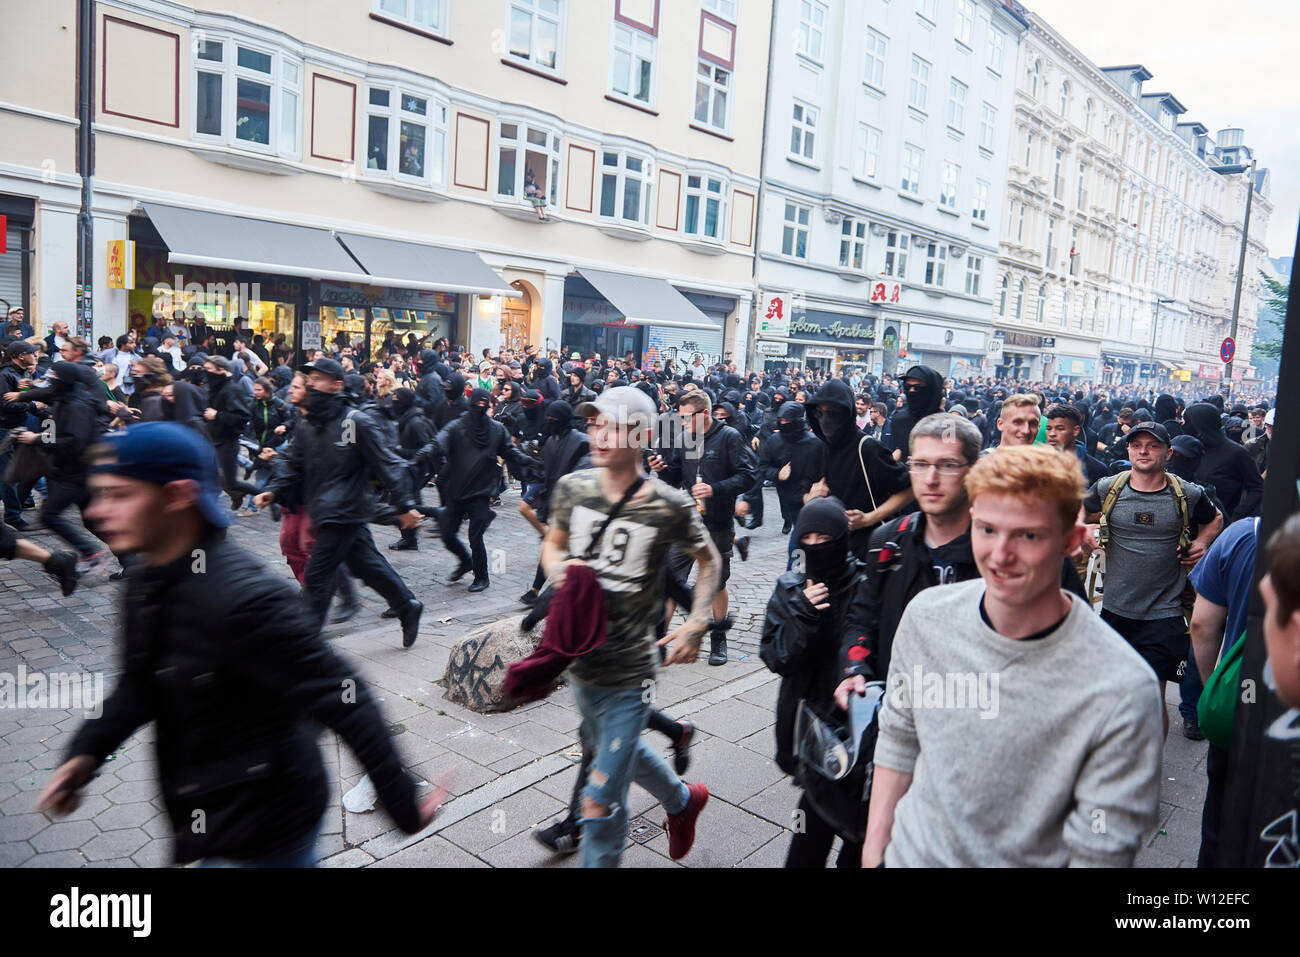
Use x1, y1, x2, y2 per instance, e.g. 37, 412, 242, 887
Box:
1197, 631, 1247, 751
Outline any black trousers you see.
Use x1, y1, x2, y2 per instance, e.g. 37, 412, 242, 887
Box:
439, 496, 494, 579
41, 475, 100, 557
303, 522, 413, 629
213, 439, 258, 510
785, 792, 863, 868
1198, 744, 1228, 868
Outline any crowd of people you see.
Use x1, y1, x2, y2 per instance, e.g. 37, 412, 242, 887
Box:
4, 307, 1295, 869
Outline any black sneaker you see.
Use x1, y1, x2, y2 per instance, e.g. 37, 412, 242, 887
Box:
708, 634, 727, 666
389, 538, 418, 551
533, 819, 581, 855
1182, 716, 1206, 741
448, 562, 473, 582
468, 578, 490, 593
331, 600, 358, 624
381, 606, 399, 619
399, 598, 423, 648
519, 588, 539, 606
672, 720, 695, 775
108, 569, 128, 582
781, 521, 792, 535
6, 517, 29, 530
735, 536, 750, 562
43, 552, 79, 597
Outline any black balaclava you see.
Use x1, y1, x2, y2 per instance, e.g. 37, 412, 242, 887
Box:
794, 496, 851, 585
466, 386, 492, 447
391, 387, 416, 417
777, 400, 805, 437
304, 383, 335, 417
545, 399, 573, 437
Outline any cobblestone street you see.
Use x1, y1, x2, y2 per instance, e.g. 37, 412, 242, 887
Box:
0, 486, 1207, 867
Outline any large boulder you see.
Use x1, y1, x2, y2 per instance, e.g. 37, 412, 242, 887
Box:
443, 614, 552, 713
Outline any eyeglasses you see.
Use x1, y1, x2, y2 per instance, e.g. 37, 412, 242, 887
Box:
907, 460, 970, 475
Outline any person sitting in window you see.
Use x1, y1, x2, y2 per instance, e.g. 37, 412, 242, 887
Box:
524, 168, 548, 220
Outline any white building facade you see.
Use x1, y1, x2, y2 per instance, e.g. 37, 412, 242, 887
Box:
752, 0, 1028, 379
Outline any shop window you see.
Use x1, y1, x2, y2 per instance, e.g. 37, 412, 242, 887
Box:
684, 174, 725, 240
497, 121, 561, 209
366, 87, 448, 186
192, 36, 301, 158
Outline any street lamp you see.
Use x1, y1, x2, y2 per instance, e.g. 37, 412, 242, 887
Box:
1150, 296, 1174, 388
1209, 156, 1257, 399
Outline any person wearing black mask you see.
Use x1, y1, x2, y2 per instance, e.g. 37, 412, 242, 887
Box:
759, 401, 824, 534
518, 399, 591, 605
1183, 402, 1262, 523
805, 378, 913, 561
426, 387, 540, 592
760, 496, 868, 867
885, 365, 945, 461
388, 387, 438, 552
202, 356, 253, 514
255, 358, 425, 647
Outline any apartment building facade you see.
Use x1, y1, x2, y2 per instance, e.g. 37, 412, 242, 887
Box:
0, 0, 771, 367
751, 0, 1028, 379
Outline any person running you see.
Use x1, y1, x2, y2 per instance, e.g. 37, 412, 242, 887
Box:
1080, 422, 1222, 736
0, 519, 78, 594
863, 445, 1164, 867
426, 388, 539, 592
386, 387, 437, 552
38, 422, 446, 866
757, 400, 823, 535
254, 358, 424, 646
542, 386, 718, 867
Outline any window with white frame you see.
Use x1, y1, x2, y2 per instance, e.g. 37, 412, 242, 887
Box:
497, 120, 560, 207
1061, 289, 1070, 327
839, 218, 866, 270
956, 0, 975, 46
610, 22, 656, 105
694, 60, 730, 130
965, 254, 982, 295
1023, 130, 1034, 168
924, 243, 947, 286
987, 26, 1004, 73
374, 0, 446, 34
940, 162, 959, 209
1030, 59, 1041, 98
782, 202, 810, 259
790, 101, 818, 161
947, 79, 967, 130
999, 275, 1007, 314
1046, 216, 1056, 264
508, 0, 563, 72
864, 28, 887, 89
900, 143, 923, 195
599, 150, 653, 225
916, 0, 936, 23
1015, 279, 1024, 319
193, 37, 301, 158
1083, 97, 1093, 133
683, 173, 725, 240
1077, 162, 1088, 208
1058, 80, 1069, 117
366, 88, 447, 185
884, 231, 909, 278
797, 1, 826, 61
702, 0, 737, 20
1036, 283, 1047, 323
854, 123, 881, 179
972, 178, 989, 223
909, 56, 930, 110
979, 102, 996, 150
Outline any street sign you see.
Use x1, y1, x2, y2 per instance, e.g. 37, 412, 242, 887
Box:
1220, 337, 1236, 363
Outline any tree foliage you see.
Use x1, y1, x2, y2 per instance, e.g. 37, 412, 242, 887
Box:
1256, 269, 1288, 361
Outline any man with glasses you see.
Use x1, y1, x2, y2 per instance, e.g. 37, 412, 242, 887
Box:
835, 414, 1087, 709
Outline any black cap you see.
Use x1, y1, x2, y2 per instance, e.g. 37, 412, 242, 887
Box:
4, 341, 37, 359
302, 357, 345, 380
1125, 422, 1171, 446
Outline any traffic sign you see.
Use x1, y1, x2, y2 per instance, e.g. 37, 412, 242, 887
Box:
1220, 337, 1236, 363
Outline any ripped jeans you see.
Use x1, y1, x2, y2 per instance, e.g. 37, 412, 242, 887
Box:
570, 678, 689, 868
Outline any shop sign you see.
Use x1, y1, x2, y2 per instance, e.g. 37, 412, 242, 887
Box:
786, 314, 876, 343
757, 340, 787, 356
321, 281, 456, 311
759, 291, 790, 337
805, 346, 837, 359
1198, 363, 1222, 378
999, 331, 1055, 349
302, 320, 322, 351
563, 296, 632, 328
867, 280, 903, 304
106, 240, 134, 289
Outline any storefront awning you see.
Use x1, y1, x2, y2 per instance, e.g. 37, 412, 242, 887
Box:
575, 268, 719, 332
334, 232, 519, 297
143, 203, 371, 284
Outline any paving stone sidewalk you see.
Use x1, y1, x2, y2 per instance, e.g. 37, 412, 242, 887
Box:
0, 486, 1205, 867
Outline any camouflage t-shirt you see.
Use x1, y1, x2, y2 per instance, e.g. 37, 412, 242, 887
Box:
549, 468, 710, 689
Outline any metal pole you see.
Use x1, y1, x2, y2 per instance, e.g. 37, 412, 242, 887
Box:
1149, 296, 1160, 386
75, 0, 94, 341
1224, 157, 1256, 397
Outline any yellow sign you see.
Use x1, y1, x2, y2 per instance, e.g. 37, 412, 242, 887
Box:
106, 240, 135, 289
1175, 369, 1192, 382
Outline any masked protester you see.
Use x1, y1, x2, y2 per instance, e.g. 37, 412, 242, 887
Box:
388, 387, 438, 552
202, 356, 254, 514
885, 365, 945, 460
759, 401, 824, 534
426, 387, 540, 592
518, 399, 591, 605
1182, 403, 1262, 523
760, 497, 867, 867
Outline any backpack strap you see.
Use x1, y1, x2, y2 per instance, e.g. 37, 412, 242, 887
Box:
1166, 473, 1192, 551
856, 436, 879, 513
1097, 470, 1130, 546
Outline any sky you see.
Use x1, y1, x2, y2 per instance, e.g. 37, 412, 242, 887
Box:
1026, 0, 1298, 261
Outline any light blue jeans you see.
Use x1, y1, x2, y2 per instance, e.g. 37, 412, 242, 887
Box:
571, 678, 689, 868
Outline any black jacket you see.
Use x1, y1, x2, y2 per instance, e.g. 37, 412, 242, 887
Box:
761, 562, 866, 776
758, 427, 823, 506
264, 392, 415, 525
429, 413, 539, 503
65, 530, 423, 863
249, 396, 289, 449
657, 420, 756, 532
536, 427, 591, 523
20, 370, 100, 477
205, 373, 251, 444
433, 372, 468, 430
0, 361, 38, 428
1184, 403, 1263, 522
839, 512, 1088, 683
885, 365, 945, 455
396, 402, 438, 485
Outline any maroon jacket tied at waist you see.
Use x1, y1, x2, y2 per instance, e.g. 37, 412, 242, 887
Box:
504, 564, 607, 704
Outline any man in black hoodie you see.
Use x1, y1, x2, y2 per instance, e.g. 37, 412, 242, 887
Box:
1182, 403, 1262, 523
203, 356, 252, 513
884, 365, 945, 461
388, 387, 438, 552
758, 401, 823, 534
805, 378, 913, 561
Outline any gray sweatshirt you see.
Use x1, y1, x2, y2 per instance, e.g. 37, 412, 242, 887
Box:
875, 579, 1162, 867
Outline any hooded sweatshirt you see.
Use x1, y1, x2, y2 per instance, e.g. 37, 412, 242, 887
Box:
1182, 403, 1262, 522
886, 365, 945, 456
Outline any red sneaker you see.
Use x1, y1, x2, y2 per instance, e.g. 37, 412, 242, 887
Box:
664, 782, 709, 861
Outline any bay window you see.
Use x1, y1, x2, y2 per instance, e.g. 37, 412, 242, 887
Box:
599, 150, 653, 225
366, 87, 448, 186
192, 36, 301, 158
497, 121, 561, 208
684, 174, 725, 240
